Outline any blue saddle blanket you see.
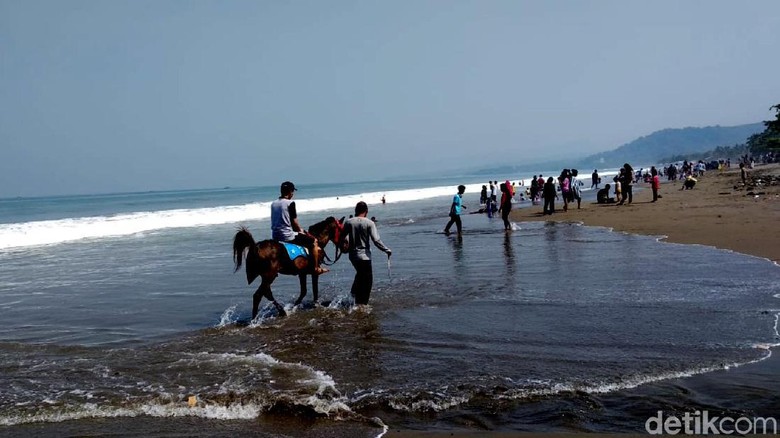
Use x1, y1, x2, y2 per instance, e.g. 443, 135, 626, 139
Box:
281, 242, 309, 261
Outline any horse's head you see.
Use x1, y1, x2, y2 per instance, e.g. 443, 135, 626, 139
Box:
308, 216, 345, 249
308, 216, 346, 265
328, 216, 346, 249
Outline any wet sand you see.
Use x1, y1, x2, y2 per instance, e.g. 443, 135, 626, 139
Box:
513, 163, 780, 264
388, 163, 780, 437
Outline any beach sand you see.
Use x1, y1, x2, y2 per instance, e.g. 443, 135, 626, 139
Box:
514, 163, 780, 263
387, 163, 780, 437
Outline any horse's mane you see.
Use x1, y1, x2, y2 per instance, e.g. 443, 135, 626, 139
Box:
308, 216, 336, 237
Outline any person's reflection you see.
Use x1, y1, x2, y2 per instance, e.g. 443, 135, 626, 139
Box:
448, 234, 465, 283
449, 234, 464, 264
503, 231, 515, 268
543, 221, 560, 265
503, 231, 516, 287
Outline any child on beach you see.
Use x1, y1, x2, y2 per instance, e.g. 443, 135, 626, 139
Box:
613, 176, 622, 204
682, 175, 697, 190
650, 166, 661, 202
597, 184, 614, 204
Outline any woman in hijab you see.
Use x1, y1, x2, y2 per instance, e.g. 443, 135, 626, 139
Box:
498, 180, 514, 230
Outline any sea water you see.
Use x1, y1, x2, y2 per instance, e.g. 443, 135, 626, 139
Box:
0, 171, 778, 436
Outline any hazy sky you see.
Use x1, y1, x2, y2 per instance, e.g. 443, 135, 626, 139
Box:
2, 0, 779, 197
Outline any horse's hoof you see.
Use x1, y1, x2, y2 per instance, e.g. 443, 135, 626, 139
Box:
277, 308, 287, 317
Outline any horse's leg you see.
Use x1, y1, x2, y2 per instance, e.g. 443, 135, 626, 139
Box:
294, 273, 307, 306
251, 284, 264, 320
312, 274, 320, 304
261, 274, 287, 317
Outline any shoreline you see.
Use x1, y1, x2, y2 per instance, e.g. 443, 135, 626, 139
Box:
511, 163, 780, 264
387, 164, 780, 437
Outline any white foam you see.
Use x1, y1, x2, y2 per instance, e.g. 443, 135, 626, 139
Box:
0, 183, 475, 250
0, 202, 265, 250
216, 305, 239, 328
387, 394, 471, 412
1, 351, 352, 426
497, 350, 775, 402
0, 168, 628, 250
0, 400, 265, 426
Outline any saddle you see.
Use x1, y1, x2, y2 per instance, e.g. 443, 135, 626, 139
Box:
280, 242, 309, 261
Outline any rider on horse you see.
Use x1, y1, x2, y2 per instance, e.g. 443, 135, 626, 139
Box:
271, 181, 329, 275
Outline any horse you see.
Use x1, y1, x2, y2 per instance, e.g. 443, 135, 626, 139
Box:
232, 216, 345, 319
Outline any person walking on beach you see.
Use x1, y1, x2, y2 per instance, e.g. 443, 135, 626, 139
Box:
591, 169, 599, 189
613, 175, 622, 204
486, 182, 495, 217
559, 170, 571, 212
617, 163, 634, 205
271, 181, 328, 275
530, 176, 538, 205
542, 177, 557, 215
571, 169, 583, 209
650, 166, 661, 202
444, 185, 467, 235
341, 201, 391, 305
498, 180, 513, 230
740, 163, 748, 185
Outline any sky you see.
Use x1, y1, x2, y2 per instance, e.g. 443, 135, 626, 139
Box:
1, 0, 779, 197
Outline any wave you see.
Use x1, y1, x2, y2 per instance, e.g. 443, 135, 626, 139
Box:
0, 168, 620, 250
350, 348, 776, 415
0, 185, 458, 250
0, 351, 353, 427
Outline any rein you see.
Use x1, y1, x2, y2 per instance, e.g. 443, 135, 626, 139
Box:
318, 217, 344, 266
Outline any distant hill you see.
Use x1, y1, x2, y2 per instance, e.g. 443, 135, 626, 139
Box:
576, 123, 764, 168
466, 122, 764, 176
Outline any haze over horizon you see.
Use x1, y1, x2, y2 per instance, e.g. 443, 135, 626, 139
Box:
2, 0, 779, 197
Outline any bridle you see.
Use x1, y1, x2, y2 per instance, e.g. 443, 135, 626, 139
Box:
320, 217, 345, 266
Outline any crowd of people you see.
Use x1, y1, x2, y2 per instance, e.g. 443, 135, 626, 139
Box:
447, 161, 677, 222
450, 156, 739, 225
268, 153, 751, 307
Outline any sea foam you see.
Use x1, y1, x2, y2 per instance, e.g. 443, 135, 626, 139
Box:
0, 169, 619, 250
0, 184, 472, 250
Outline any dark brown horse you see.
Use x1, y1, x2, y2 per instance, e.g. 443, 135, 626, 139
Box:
232, 216, 345, 319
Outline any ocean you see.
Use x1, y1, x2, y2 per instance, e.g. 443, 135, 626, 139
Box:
1, 172, 778, 437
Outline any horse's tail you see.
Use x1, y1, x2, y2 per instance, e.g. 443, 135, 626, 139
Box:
233, 227, 255, 274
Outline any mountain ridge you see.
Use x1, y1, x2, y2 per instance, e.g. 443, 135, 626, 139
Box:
472, 122, 764, 175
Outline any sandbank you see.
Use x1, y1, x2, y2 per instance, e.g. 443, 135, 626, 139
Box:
512, 163, 780, 263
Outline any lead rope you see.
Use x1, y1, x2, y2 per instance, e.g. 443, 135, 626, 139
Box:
387, 254, 392, 281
